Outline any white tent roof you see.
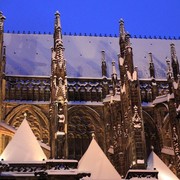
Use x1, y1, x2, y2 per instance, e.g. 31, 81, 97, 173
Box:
0, 117, 47, 162
147, 151, 179, 180
78, 136, 121, 180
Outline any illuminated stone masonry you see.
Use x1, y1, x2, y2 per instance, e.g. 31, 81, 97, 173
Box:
0, 11, 179, 179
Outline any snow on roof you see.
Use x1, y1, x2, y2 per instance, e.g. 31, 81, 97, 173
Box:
4, 33, 180, 79
45, 169, 79, 175
4, 33, 52, 76
153, 93, 174, 104
130, 178, 157, 180
78, 136, 121, 180
161, 146, 175, 156
46, 159, 78, 163
103, 93, 121, 103
0, 117, 47, 162
1, 172, 35, 177
68, 101, 104, 106
0, 121, 16, 133
125, 169, 158, 180
141, 102, 154, 107
147, 151, 178, 180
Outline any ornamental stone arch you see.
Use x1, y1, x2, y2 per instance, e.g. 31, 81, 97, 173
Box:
67, 105, 104, 159
142, 110, 162, 157
154, 103, 172, 148
4, 104, 50, 144
154, 103, 169, 128
153, 103, 177, 173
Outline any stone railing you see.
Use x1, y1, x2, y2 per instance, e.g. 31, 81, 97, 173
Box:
5, 75, 50, 101
5, 75, 169, 103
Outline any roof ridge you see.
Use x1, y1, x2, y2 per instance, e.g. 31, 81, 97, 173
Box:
132, 34, 180, 40
5, 30, 52, 35
5, 30, 180, 40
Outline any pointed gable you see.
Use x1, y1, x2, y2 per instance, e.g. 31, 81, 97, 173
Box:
0, 118, 47, 162
78, 136, 121, 180
147, 151, 179, 180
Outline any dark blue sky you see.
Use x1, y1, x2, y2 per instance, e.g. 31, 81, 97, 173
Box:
0, 0, 180, 37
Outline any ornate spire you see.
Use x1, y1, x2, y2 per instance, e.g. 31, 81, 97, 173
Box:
52, 11, 66, 82
50, 11, 68, 159
0, 12, 5, 121
119, 18, 126, 57
149, 52, 155, 78
55, 11, 61, 29
101, 50, 107, 77
54, 11, 63, 48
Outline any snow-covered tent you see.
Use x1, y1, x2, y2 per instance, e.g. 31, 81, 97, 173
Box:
0, 114, 47, 162
147, 151, 179, 180
78, 135, 121, 180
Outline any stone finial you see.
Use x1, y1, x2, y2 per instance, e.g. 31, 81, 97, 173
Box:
24, 112, 27, 120
55, 10, 60, 16
92, 133, 95, 138
151, 145, 154, 151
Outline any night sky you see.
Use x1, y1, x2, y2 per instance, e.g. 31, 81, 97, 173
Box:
0, 0, 180, 37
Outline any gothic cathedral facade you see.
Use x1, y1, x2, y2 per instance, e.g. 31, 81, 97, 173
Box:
0, 12, 180, 178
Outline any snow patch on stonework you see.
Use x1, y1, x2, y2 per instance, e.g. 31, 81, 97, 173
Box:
130, 178, 157, 180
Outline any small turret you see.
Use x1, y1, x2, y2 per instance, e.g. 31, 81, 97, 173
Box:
170, 43, 180, 81
125, 32, 131, 47
124, 33, 134, 74
111, 61, 117, 95
148, 53, 158, 100
166, 57, 173, 80
101, 50, 107, 77
2, 45, 6, 75
149, 52, 155, 78
166, 57, 173, 94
